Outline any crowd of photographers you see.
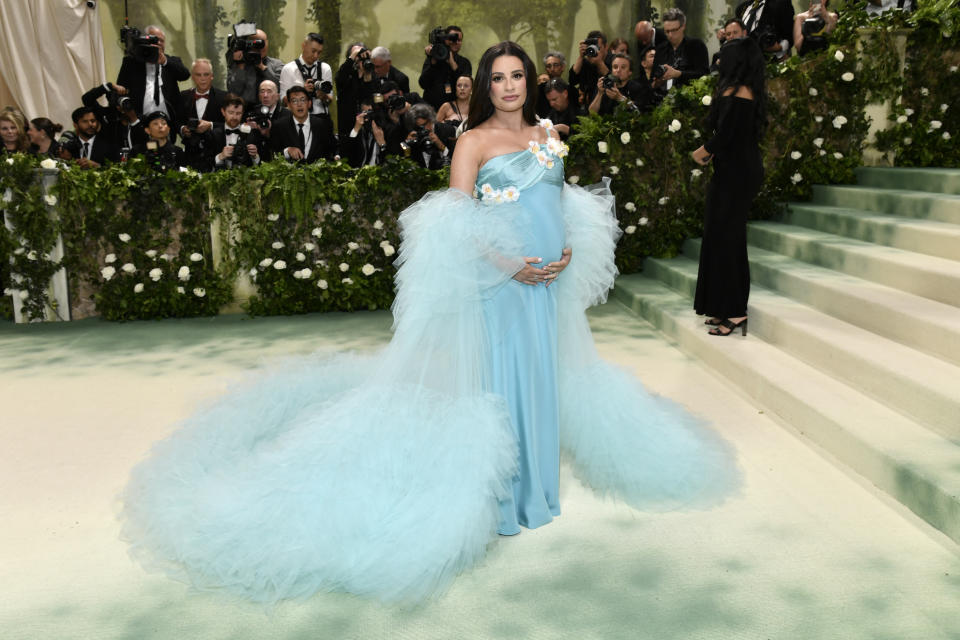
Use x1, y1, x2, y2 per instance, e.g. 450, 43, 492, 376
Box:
0, 1, 913, 173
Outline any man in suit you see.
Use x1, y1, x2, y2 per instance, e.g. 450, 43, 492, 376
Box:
418, 26, 472, 111
653, 8, 709, 91
634, 20, 667, 54
736, 0, 795, 60
70, 106, 119, 168
226, 28, 285, 106
279, 33, 334, 122
209, 95, 271, 170
132, 111, 185, 172
177, 58, 225, 170
116, 25, 190, 140
257, 80, 289, 122
80, 82, 146, 152
272, 86, 337, 163
371, 46, 410, 94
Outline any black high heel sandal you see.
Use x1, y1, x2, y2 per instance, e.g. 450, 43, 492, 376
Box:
708, 318, 748, 336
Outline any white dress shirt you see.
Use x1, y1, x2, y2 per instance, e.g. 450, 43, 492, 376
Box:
279, 57, 334, 115
142, 61, 166, 115
284, 116, 312, 159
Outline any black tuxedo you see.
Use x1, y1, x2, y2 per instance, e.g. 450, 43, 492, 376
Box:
78, 135, 120, 165
654, 37, 709, 88
376, 66, 410, 95
177, 87, 226, 126
209, 122, 272, 170
271, 114, 337, 163
736, 0, 795, 55
81, 85, 147, 150
116, 54, 190, 128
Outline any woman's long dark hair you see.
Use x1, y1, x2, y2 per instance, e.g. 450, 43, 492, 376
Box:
30, 117, 63, 140
709, 37, 767, 138
466, 41, 538, 130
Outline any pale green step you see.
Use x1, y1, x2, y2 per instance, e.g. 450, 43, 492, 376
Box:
747, 222, 960, 307
855, 167, 960, 195
613, 273, 960, 545
682, 237, 960, 368
811, 185, 960, 225
643, 255, 960, 440
783, 203, 960, 262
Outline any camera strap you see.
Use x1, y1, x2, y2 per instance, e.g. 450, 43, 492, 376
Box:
295, 59, 317, 80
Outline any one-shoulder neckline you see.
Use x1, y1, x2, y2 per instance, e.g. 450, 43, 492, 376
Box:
477, 148, 528, 173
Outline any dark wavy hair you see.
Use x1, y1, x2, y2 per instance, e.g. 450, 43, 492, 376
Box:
466, 41, 538, 130
709, 36, 767, 138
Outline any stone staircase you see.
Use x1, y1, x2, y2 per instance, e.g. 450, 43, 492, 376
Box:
614, 167, 960, 544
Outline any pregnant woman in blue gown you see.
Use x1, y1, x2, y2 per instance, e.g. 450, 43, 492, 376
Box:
121, 42, 738, 605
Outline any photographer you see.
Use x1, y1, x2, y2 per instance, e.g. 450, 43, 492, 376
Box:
341, 97, 388, 167
712, 19, 748, 71
736, 0, 795, 60
177, 58, 224, 140
279, 33, 334, 122
371, 47, 410, 94
256, 80, 289, 125
418, 26, 472, 111
68, 107, 119, 168
378, 81, 412, 157
400, 102, 453, 170
569, 31, 610, 106
589, 54, 650, 116
653, 9, 709, 91
271, 86, 337, 163
225, 25, 284, 106
81, 82, 146, 153
794, 1, 838, 56
131, 111, 185, 172
537, 52, 573, 117
543, 78, 584, 140
335, 42, 378, 137
116, 26, 190, 140
210, 94, 270, 170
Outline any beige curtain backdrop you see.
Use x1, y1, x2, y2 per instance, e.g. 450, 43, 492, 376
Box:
0, 0, 107, 130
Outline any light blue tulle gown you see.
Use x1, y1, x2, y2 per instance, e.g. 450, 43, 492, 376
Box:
121, 124, 739, 605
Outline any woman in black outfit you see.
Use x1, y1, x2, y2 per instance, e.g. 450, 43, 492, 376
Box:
691, 36, 766, 337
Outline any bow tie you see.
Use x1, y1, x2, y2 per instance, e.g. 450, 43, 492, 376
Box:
193, 91, 209, 102
225, 128, 241, 135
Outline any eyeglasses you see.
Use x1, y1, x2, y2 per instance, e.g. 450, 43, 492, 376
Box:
664, 26, 683, 34
288, 98, 309, 105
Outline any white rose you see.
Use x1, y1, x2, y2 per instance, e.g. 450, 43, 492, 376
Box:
178, 266, 190, 281
303, 242, 316, 251
834, 50, 845, 62
296, 252, 306, 262
819, 149, 827, 156
813, 137, 824, 148
658, 197, 669, 205
317, 279, 328, 290
941, 104, 949, 113
134, 283, 144, 293
609, 166, 619, 175
815, 116, 823, 123
791, 172, 803, 184
5, 157, 13, 165
635, 159, 644, 167
692, 130, 701, 138
267, 213, 280, 221
668, 119, 682, 133
300, 268, 312, 279
339, 262, 350, 272
904, 137, 912, 145
273, 260, 286, 270
625, 202, 636, 212
259, 258, 273, 268
809, 88, 818, 97
271, 241, 284, 250
951, 66, 959, 73
175, 286, 185, 294
624, 225, 636, 234
311, 227, 322, 238
26, 250, 37, 261
347, 241, 360, 251
19, 290, 29, 300
361, 263, 376, 276
105, 253, 117, 263
701, 95, 712, 106
145, 249, 157, 258
921, 87, 930, 96
193, 288, 205, 297
40, 158, 58, 170
13, 247, 24, 255
790, 151, 802, 160
373, 219, 384, 230
293, 270, 303, 279
834, 152, 844, 159
43, 194, 57, 206
568, 175, 579, 184
159, 254, 173, 261
691, 169, 702, 178
149, 268, 162, 281
841, 72, 854, 82
342, 277, 354, 285
331, 203, 344, 213
930, 120, 942, 130
832, 115, 848, 129
382, 244, 396, 257
620, 132, 631, 144
248, 267, 258, 277
905, 108, 914, 116
639, 217, 649, 226
118, 233, 131, 243
101, 266, 116, 280
121, 262, 136, 274
944, 132, 952, 140
190, 252, 203, 262
597, 141, 608, 153
896, 115, 908, 124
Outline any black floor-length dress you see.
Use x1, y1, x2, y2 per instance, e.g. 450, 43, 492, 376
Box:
694, 95, 764, 319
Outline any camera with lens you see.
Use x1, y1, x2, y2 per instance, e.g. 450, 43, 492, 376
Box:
601, 73, 618, 89
105, 83, 135, 112
227, 21, 264, 65
584, 37, 601, 59
352, 47, 375, 74
185, 117, 201, 133
247, 105, 272, 129
651, 64, 667, 79
428, 27, 459, 61
120, 25, 160, 64
413, 125, 434, 149
59, 131, 83, 159
143, 140, 178, 172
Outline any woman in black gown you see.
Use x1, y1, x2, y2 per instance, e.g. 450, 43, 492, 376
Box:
691, 37, 766, 336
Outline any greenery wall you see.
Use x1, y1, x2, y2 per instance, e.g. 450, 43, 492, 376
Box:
3, 5, 958, 323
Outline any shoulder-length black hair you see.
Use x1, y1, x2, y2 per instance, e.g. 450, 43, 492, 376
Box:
709, 36, 767, 138
466, 41, 538, 130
